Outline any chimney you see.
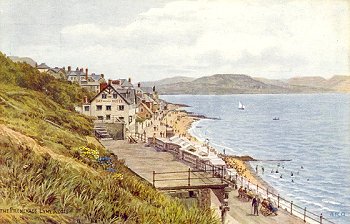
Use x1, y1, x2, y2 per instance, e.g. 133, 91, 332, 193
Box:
101, 74, 104, 78
85, 68, 88, 80
138, 82, 141, 88
100, 82, 107, 91
108, 79, 112, 85
128, 77, 131, 83
68, 66, 71, 71
83, 96, 88, 104
80, 68, 83, 72
76, 67, 79, 71
63, 66, 65, 71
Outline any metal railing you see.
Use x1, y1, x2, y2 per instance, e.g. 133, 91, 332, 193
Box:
148, 136, 337, 224
223, 168, 336, 224
152, 168, 225, 188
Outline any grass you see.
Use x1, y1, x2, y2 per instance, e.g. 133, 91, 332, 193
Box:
0, 53, 220, 223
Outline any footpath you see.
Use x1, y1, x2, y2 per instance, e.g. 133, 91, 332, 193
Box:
103, 140, 305, 224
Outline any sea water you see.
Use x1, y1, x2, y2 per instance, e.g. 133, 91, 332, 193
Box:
161, 94, 350, 224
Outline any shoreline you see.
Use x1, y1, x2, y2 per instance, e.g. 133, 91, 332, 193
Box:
164, 102, 277, 193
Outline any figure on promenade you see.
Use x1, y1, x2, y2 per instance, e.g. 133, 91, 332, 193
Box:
252, 195, 260, 216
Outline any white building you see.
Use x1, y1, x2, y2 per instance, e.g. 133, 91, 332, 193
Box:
81, 83, 137, 134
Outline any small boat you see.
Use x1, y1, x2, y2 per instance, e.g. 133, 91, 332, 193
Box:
238, 101, 245, 110
273, 117, 279, 120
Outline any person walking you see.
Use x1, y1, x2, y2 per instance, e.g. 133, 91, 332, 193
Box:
252, 195, 260, 216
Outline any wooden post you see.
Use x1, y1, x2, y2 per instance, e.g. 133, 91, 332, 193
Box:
248, 180, 250, 189
152, 171, 156, 187
304, 207, 306, 222
188, 168, 191, 186
320, 213, 323, 224
221, 167, 224, 183
290, 201, 293, 214
277, 194, 280, 208
267, 188, 269, 197
257, 184, 259, 193
212, 165, 215, 177
204, 163, 206, 172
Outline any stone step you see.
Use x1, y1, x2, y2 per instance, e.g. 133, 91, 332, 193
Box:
96, 130, 108, 134
100, 137, 113, 141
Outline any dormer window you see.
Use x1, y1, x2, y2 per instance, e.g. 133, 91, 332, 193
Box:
102, 93, 107, 99
113, 93, 118, 99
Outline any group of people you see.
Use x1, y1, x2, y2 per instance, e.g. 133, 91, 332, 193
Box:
254, 163, 307, 183
238, 186, 255, 201
238, 187, 278, 216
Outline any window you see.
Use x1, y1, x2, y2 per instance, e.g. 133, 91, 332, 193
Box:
129, 116, 133, 124
119, 105, 124, 111
119, 117, 124, 121
106, 115, 111, 120
97, 116, 103, 120
141, 108, 144, 112
106, 105, 111, 111
96, 105, 102, 111
113, 93, 118, 99
102, 93, 107, 99
84, 106, 90, 111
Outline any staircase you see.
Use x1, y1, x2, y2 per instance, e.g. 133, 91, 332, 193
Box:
94, 124, 113, 141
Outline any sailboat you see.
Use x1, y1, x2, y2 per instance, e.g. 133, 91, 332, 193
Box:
238, 101, 245, 110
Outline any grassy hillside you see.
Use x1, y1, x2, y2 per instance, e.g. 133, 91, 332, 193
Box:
0, 53, 219, 223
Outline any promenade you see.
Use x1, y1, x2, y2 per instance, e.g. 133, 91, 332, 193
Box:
103, 139, 305, 224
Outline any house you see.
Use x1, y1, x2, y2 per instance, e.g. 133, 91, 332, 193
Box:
47, 67, 66, 79
81, 81, 137, 135
66, 66, 86, 83
36, 63, 50, 73
135, 82, 143, 97
108, 78, 137, 105
79, 69, 105, 93
137, 101, 154, 120
91, 73, 106, 83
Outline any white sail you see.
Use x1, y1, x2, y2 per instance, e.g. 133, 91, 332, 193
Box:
238, 101, 245, 109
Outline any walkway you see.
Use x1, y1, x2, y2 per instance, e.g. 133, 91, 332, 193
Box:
102, 140, 222, 188
103, 140, 306, 224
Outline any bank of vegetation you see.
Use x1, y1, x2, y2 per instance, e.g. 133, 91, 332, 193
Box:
0, 52, 219, 223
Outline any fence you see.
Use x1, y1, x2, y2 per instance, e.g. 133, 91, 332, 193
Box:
148, 137, 337, 224
187, 159, 336, 224
152, 168, 225, 188
223, 168, 336, 224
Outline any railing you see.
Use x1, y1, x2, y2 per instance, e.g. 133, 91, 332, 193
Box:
148, 137, 337, 224
223, 168, 336, 224
152, 168, 224, 188
130, 132, 147, 142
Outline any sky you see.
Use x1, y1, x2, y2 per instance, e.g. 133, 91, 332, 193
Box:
0, 0, 349, 81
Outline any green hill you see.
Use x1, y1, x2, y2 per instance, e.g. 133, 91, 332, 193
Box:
157, 74, 292, 94
0, 52, 219, 224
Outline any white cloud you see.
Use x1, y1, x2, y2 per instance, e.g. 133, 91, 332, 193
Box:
8, 0, 350, 81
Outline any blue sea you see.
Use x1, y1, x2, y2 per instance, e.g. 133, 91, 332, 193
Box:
161, 94, 350, 224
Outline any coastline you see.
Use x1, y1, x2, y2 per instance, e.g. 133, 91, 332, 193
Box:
163, 102, 277, 193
